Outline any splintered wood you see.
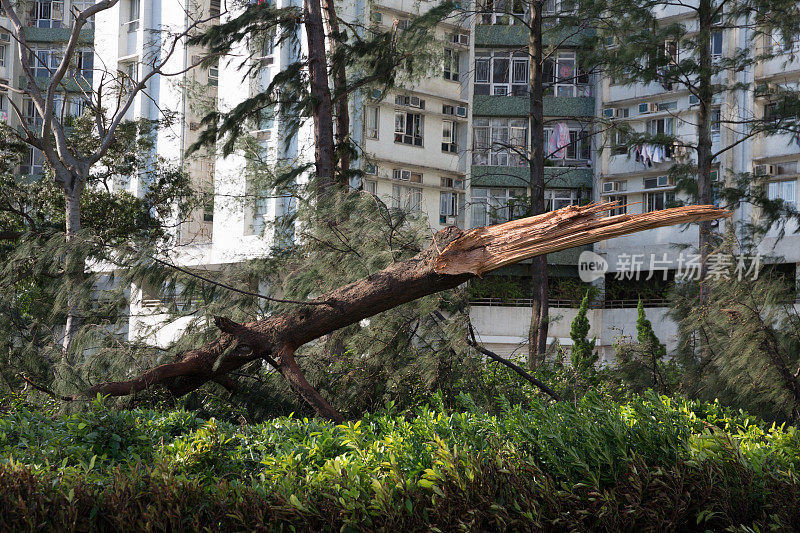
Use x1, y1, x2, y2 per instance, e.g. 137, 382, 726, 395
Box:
432, 203, 731, 276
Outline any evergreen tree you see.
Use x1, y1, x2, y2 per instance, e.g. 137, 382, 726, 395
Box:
569, 292, 597, 371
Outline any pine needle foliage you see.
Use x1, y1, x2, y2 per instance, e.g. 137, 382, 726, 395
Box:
671, 256, 800, 424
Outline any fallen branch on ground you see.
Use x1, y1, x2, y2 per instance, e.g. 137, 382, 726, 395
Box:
67, 203, 729, 422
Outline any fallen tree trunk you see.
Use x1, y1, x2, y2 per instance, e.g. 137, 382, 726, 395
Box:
74, 203, 729, 422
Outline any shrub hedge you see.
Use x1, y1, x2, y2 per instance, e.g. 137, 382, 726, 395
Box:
0, 393, 798, 531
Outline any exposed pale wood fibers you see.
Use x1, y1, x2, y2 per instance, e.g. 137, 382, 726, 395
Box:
432, 203, 730, 276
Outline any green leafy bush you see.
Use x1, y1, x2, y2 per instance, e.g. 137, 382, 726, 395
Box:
0, 395, 798, 530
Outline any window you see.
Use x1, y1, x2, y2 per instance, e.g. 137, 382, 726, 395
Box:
545, 189, 578, 211
392, 168, 423, 183
611, 126, 628, 155
35, 0, 63, 28
710, 106, 721, 138
768, 180, 797, 207
71, 0, 95, 28
0, 44, 5, 68
363, 179, 377, 194
23, 97, 43, 130
543, 0, 576, 15
127, 0, 140, 31
392, 185, 422, 212
21, 147, 44, 175
440, 177, 465, 189
543, 50, 590, 97
646, 117, 675, 136
210, 0, 221, 17
543, 123, 590, 162
444, 48, 459, 81
394, 112, 423, 146
440, 191, 465, 225
472, 117, 527, 166
365, 105, 379, 139
646, 191, 676, 212
710, 30, 723, 59
30, 47, 61, 77
470, 187, 525, 227
608, 195, 627, 215
474, 50, 529, 96
75, 49, 93, 81
477, 0, 526, 25
442, 120, 457, 153
208, 59, 219, 86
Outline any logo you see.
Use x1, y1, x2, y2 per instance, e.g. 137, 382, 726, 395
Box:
578, 251, 608, 283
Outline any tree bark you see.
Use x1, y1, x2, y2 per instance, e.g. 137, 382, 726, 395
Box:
321, 0, 350, 182
527, 0, 549, 368
304, 0, 338, 193
74, 204, 729, 420
62, 181, 85, 359
696, 0, 714, 302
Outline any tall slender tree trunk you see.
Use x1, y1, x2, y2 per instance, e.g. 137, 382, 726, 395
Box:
304, 0, 337, 193
62, 179, 85, 359
696, 0, 714, 303
321, 0, 350, 181
527, 0, 549, 368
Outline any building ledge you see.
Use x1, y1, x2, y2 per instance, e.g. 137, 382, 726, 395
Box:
23, 26, 93, 43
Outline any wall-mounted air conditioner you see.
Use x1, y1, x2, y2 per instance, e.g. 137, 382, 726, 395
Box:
255, 130, 272, 141
455, 106, 467, 117
602, 108, 614, 119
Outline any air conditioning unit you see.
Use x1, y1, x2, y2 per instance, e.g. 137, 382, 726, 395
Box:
688, 94, 700, 106
639, 102, 658, 114
446, 215, 458, 225
455, 106, 467, 117
371, 11, 382, 23
370, 88, 382, 100
657, 175, 673, 187
602, 181, 617, 193
602, 108, 615, 119
364, 163, 377, 175
255, 129, 272, 141
259, 56, 274, 66
0, 33, 10, 43
754, 164, 777, 176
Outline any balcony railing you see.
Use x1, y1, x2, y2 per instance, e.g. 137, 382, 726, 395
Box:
470, 297, 672, 309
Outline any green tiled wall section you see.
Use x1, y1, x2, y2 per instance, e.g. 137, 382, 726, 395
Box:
19, 76, 90, 93
471, 165, 593, 189
23, 27, 94, 43
474, 25, 594, 48
473, 95, 595, 117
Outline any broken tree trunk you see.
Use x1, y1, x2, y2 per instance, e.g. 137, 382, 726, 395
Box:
74, 203, 729, 422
